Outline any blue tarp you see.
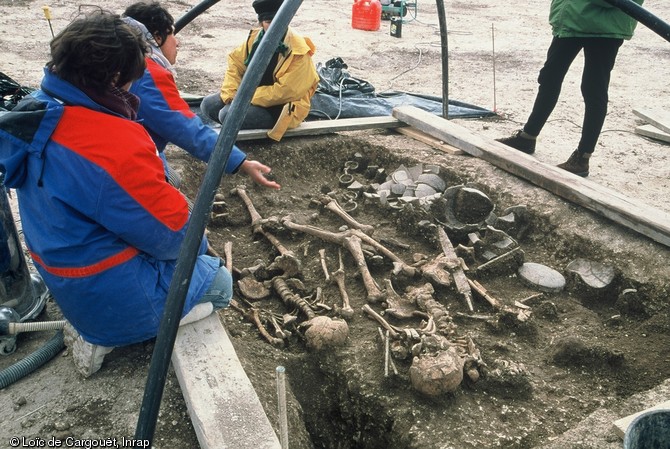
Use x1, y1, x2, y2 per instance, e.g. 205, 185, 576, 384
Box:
306, 57, 494, 120
307, 90, 495, 121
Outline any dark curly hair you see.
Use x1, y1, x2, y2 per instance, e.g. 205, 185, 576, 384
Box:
123, 2, 175, 47
47, 11, 147, 93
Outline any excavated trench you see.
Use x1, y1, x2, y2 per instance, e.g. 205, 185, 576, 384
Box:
170, 130, 670, 449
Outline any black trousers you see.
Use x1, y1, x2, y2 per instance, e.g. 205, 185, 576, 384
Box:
523, 36, 623, 154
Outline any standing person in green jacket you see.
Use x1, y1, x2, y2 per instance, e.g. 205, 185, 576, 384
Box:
497, 0, 643, 177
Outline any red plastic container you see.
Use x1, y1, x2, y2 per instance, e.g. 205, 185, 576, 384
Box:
352, 0, 382, 31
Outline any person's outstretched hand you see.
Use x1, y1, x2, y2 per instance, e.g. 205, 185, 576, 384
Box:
239, 160, 281, 190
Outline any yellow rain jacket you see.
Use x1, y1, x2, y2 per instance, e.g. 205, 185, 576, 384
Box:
219, 27, 319, 141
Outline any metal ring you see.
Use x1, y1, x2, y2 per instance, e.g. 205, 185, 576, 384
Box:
341, 200, 358, 214
338, 173, 354, 187
344, 160, 359, 173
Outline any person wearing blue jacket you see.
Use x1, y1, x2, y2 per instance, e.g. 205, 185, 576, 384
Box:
0, 11, 263, 377
122, 1, 280, 189
497, 0, 643, 177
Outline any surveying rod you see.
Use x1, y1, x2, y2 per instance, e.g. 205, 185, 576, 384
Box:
435, 0, 448, 119
134, 0, 302, 444
602, 0, 670, 43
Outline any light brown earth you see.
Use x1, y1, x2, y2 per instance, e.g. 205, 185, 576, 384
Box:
2, 1, 670, 448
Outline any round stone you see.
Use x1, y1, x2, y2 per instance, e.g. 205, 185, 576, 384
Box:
565, 258, 616, 289
517, 262, 566, 293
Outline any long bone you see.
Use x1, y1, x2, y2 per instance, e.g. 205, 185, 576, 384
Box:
282, 217, 384, 301
281, 217, 417, 302
285, 216, 415, 276
319, 195, 375, 236
331, 248, 354, 319
233, 186, 301, 276
362, 304, 400, 339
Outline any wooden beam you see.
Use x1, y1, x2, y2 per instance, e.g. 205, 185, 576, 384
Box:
172, 313, 281, 449
396, 126, 464, 155
233, 116, 404, 141
633, 108, 670, 135
635, 124, 670, 144
392, 105, 670, 248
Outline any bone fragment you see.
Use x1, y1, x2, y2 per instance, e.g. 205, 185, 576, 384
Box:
362, 304, 400, 339
467, 278, 502, 310
250, 307, 284, 347
320, 195, 375, 235
383, 279, 426, 321
475, 246, 524, 274
318, 248, 330, 282
377, 327, 398, 377
224, 241, 233, 272
384, 327, 389, 377
518, 293, 544, 305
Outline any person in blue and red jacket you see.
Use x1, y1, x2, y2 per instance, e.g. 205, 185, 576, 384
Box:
0, 11, 271, 377
122, 1, 280, 189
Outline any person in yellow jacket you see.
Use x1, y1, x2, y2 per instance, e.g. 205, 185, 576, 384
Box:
200, 0, 319, 141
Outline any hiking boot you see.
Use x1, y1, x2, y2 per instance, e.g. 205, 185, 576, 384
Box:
496, 130, 536, 154
64, 323, 114, 378
557, 150, 590, 177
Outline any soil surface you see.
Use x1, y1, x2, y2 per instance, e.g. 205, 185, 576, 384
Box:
2, 1, 670, 449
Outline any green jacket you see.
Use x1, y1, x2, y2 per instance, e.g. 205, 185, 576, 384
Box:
549, 0, 644, 39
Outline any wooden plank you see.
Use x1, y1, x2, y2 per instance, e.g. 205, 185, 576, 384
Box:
612, 400, 670, 438
635, 124, 670, 144
396, 126, 465, 155
633, 108, 670, 135
172, 313, 281, 449
393, 105, 670, 248
233, 116, 404, 141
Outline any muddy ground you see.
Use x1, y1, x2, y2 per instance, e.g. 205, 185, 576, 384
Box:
2, 0, 670, 448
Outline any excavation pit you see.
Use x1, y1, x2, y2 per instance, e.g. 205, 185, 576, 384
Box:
168, 130, 670, 449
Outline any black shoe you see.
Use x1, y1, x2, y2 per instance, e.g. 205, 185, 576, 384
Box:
557, 150, 590, 177
496, 130, 536, 154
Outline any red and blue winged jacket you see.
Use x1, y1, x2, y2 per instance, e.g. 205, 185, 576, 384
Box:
130, 58, 247, 170
0, 69, 219, 347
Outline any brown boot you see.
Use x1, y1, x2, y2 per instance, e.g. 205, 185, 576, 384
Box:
557, 150, 590, 177
496, 129, 537, 154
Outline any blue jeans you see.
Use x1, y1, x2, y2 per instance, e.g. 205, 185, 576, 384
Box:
198, 266, 233, 310
200, 93, 283, 129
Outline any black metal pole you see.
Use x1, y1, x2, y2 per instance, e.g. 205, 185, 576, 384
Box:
435, 0, 449, 119
134, 0, 303, 444
174, 0, 221, 34
602, 0, 670, 43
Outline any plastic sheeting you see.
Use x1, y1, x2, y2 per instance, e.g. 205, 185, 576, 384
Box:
308, 90, 495, 120
307, 57, 495, 120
